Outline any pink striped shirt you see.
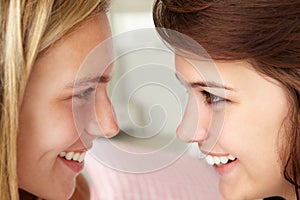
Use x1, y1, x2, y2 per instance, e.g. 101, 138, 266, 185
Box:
85, 152, 223, 200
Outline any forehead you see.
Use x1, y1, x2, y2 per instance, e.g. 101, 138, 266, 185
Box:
175, 55, 254, 74
175, 55, 266, 90
43, 13, 111, 67
175, 55, 288, 99
174, 55, 241, 88
27, 13, 112, 93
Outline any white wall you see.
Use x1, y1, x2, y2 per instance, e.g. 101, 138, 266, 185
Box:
105, 0, 202, 158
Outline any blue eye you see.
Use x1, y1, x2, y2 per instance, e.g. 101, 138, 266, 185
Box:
73, 87, 95, 100
200, 90, 226, 104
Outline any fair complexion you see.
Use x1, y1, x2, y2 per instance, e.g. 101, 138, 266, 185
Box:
175, 56, 295, 200
17, 13, 119, 200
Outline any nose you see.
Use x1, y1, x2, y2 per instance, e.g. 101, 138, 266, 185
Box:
88, 86, 119, 138
176, 94, 209, 143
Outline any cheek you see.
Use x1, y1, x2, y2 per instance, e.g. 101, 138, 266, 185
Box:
221, 108, 281, 161
220, 92, 288, 153
17, 102, 77, 188
45, 104, 80, 148
219, 102, 287, 183
72, 100, 96, 134
19, 101, 79, 154
218, 112, 285, 198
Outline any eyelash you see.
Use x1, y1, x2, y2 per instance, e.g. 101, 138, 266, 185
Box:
200, 90, 227, 104
73, 87, 95, 100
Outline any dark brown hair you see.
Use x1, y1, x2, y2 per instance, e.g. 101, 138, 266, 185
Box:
153, 0, 300, 199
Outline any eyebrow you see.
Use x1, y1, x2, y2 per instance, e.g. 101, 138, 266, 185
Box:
175, 73, 235, 91
64, 75, 111, 89
190, 81, 234, 91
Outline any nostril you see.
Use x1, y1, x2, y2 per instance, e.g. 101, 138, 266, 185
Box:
191, 128, 207, 143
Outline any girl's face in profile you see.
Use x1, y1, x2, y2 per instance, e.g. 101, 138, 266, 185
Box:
175, 56, 294, 199
17, 13, 119, 199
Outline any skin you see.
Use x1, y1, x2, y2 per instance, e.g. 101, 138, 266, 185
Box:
175, 56, 295, 200
17, 13, 119, 200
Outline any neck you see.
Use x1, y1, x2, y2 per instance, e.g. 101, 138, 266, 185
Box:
281, 189, 298, 200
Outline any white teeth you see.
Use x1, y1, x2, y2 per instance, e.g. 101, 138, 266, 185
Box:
78, 152, 86, 163
228, 155, 236, 161
59, 152, 66, 157
72, 153, 80, 161
213, 156, 221, 165
220, 156, 229, 164
205, 155, 236, 166
65, 152, 74, 160
206, 155, 214, 165
59, 151, 86, 163
206, 155, 215, 165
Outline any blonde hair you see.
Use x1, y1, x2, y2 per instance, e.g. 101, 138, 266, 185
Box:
0, 0, 109, 199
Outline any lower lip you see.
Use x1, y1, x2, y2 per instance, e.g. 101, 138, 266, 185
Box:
213, 159, 238, 175
58, 157, 84, 173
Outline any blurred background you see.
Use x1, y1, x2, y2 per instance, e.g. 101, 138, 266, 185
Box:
109, 0, 154, 33
84, 1, 223, 199
106, 0, 191, 154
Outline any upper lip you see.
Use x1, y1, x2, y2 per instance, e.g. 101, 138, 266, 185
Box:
201, 150, 232, 157
64, 145, 93, 153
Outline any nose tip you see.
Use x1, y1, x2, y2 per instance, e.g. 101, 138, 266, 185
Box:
102, 124, 119, 138
92, 89, 120, 138
176, 125, 207, 143
176, 125, 187, 142
101, 106, 119, 138
85, 119, 119, 138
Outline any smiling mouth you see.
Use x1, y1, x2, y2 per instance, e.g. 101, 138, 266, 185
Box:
59, 151, 86, 163
205, 154, 237, 166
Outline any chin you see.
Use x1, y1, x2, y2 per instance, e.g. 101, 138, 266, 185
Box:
220, 183, 248, 200
221, 192, 253, 200
220, 186, 266, 200
39, 189, 75, 200
37, 180, 76, 200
